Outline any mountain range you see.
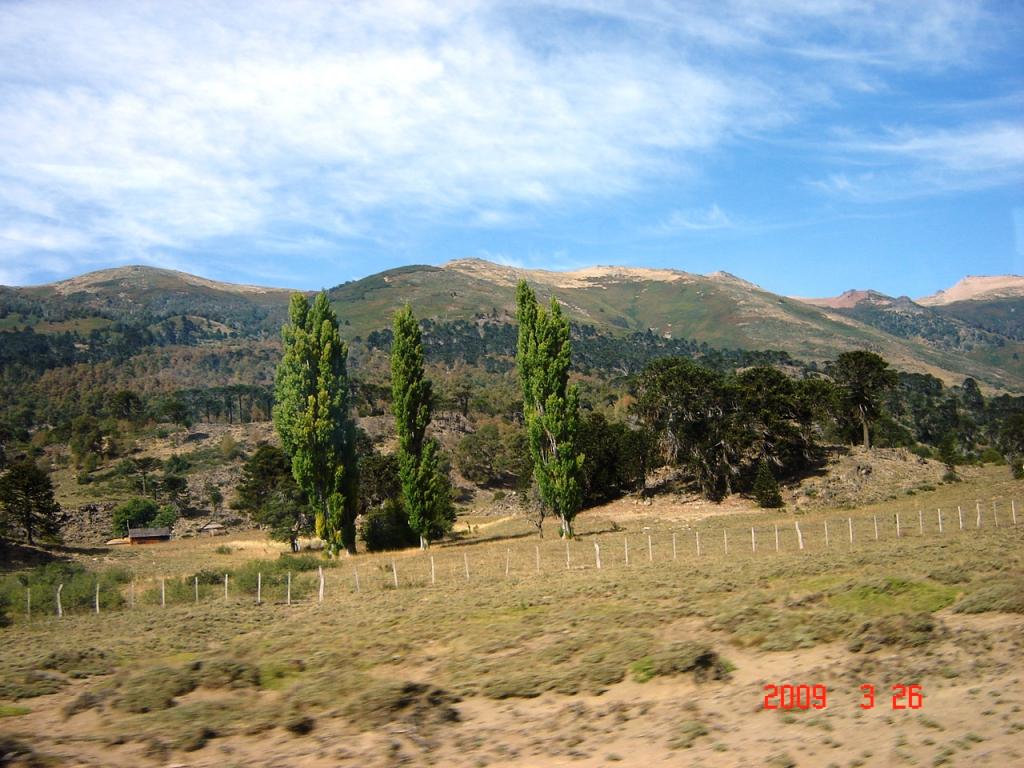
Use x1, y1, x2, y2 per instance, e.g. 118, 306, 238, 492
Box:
2, 259, 1023, 393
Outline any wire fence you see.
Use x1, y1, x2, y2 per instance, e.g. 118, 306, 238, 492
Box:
9, 496, 1021, 623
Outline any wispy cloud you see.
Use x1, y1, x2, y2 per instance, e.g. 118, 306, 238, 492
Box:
0, 0, 1016, 283
650, 204, 735, 234
810, 122, 1024, 200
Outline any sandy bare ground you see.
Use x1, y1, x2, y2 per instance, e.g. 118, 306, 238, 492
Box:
3, 609, 1021, 768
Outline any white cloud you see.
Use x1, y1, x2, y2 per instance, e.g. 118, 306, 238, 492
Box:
651, 204, 735, 234
810, 122, 1024, 200
0, 0, 1014, 280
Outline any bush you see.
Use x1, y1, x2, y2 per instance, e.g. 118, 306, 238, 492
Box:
152, 505, 179, 529
978, 447, 1004, 465
111, 498, 160, 537
219, 434, 241, 460
752, 460, 784, 508
359, 500, 418, 552
0, 562, 132, 616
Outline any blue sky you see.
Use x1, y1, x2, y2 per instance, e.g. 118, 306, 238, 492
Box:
0, 0, 1022, 298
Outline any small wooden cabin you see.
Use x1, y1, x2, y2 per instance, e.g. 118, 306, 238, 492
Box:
198, 521, 227, 536
127, 527, 172, 545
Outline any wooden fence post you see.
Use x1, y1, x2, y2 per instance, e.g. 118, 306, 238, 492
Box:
795, 521, 804, 550
696, 530, 701, 557
161, 578, 166, 608
976, 500, 982, 528
873, 515, 879, 541
225, 573, 229, 602
391, 560, 398, 589
594, 542, 602, 570
287, 572, 293, 604
896, 512, 901, 538
824, 521, 829, 548
723, 529, 728, 555
130, 580, 134, 609
505, 549, 511, 578
318, 567, 324, 602
672, 532, 677, 561
648, 535, 653, 562
848, 517, 853, 547
26, 587, 30, 620
918, 510, 924, 535
566, 541, 571, 570
937, 509, 943, 534
194, 576, 199, 604
958, 505, 963, 531
775, 525, 779, 552
430, 557, 436, 586
56, 584, 63, 618
256, 573, 261, 604
751, 526, 756, 553
625, 536, 630, 565
354, 566, 361, 593
95, 581, 100, 614
992, 500, 998, 528
1012, 499, 1017, 526
464, 552, 470, 581
535, 545, 540, 573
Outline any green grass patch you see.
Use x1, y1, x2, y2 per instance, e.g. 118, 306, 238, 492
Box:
0, 705, 31, 718
827, 577, 956, 615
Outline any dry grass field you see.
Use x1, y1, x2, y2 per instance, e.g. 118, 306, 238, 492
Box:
1, 467, 1023, 767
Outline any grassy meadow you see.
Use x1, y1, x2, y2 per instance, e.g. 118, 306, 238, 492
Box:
1, 467, 1023, 766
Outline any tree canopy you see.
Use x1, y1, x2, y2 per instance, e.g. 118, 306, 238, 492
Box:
516, 281, 584, 538
273, 292, 359, 555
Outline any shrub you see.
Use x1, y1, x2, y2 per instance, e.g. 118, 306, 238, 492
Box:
151, 505, 179, 529
218, 434, 240, 460
978, 447, 1003, 465
359, 500, 419, 552
111, 498, 160, 537
753, 460, 784, 508
954, 579, 1024, 615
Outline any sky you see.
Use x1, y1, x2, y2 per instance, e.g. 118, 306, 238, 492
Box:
0, 0, 1022, 298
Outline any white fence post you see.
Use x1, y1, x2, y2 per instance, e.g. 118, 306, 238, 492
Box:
225, 573, 229, 602
26, 587, 30, 620
161, 578, 166, 608
94, 581, 100, 614
56, 584, 63, 618
795, 521, 804, 550
992, 500, 998, 528
873, 515, 879, 541
848, 517, 853, 547
535, 545, 540, 573
937, 509, 943, 534
391, 560, 398, 589
958, 506, 963, 531
354, 566, 361, 593
256, 573, 261, 604
594, 542, 602, 570
464, 553, 470, 582
194, 576, 199, 604
918, 510, 924, 535
565, 541, 571, 569
505, 549, 511, 578
287, 571, 293, 603
723, 529, 728, 555
695, 531, 701, 557
976, 501, 982, 528
896, 512, 901, 538
824, 520, 829, 548
751, 526, 756, 553
1012, 499, 1017, 526
318, 567, 324, 602
774, 525, 779, 552
672, 532, 677, 561
430, 557, 435, 586
625, 536, 630, 565
647, 535, 653, 562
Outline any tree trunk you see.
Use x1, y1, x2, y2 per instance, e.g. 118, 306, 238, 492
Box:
420, 535, 428, 550
860, 408, 870, 450
560, 514, 573, 539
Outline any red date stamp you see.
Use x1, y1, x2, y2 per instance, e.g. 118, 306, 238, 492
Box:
763, 684, 922, 710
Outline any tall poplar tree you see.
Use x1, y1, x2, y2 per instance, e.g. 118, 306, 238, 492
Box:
515, 281, 584, 538
273, 292, 358, 555
391, 305, 453, 548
